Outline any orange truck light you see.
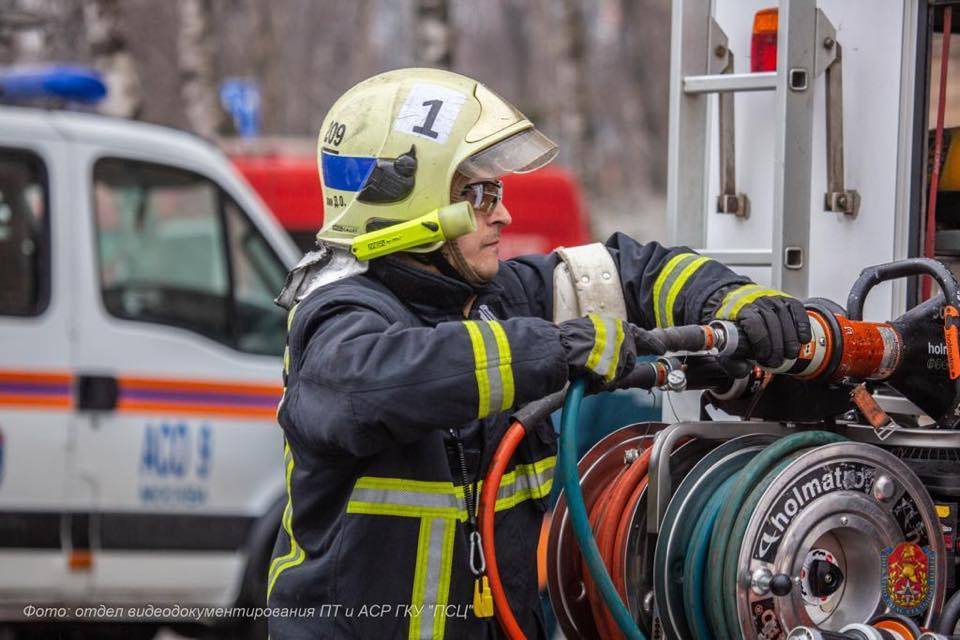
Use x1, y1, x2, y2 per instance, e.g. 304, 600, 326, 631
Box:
751, 8, 779, 73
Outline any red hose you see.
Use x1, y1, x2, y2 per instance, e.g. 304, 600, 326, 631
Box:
604, 450, 652, 590
612, 476, 649, 596
481, 422, 656, 639
585, 467, 627, 640
478, 421, 528, 640
925, 5, 952, 300
593, 448, 652, 639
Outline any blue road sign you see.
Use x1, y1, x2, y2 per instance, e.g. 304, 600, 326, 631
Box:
220, 78, 261, 138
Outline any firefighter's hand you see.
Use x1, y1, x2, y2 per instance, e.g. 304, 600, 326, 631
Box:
719, 291, 811, 367
559, 315, 659, 387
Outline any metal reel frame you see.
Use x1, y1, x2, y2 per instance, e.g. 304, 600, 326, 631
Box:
643, 421, 955, 638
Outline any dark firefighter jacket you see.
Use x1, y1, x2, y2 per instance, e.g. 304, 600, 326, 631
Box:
266, 232, 749, 640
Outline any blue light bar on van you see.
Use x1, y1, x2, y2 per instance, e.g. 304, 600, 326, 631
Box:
0, 65, 107, 104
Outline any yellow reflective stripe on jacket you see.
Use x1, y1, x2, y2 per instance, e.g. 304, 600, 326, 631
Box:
585, 314, 607, 372
487, 321, 515, 410
346, 456, 556, 520
408, 517, 456, 640
715, 284, 785, 320
664, 256, 710, 327
585, 314, 624, 383
267, 441, 305, 599
351, 456, 555, 498
346, 455, 555, 639
463, 320, 515, 418
653, 252, 712, 327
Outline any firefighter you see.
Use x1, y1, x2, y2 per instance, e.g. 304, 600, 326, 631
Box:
267, 68, 810, 639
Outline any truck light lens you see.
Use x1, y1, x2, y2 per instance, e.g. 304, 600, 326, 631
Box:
751, 8, 778, 72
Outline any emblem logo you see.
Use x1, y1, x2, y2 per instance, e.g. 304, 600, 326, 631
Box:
881, 541, 935, 616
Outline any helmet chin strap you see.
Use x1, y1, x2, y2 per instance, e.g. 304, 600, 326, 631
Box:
416, 240, 488, 288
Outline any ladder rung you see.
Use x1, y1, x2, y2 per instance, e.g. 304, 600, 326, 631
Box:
683, 72, 776, 95
697, 249, 772, 267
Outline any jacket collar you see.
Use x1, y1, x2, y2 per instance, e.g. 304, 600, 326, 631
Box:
369, 256, 503, 315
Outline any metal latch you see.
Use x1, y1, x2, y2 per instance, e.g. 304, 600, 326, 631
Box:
818, 10, 860, 216
710, 18, 749, 218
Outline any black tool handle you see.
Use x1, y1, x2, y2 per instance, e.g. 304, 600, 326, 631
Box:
847, 258, 960, 320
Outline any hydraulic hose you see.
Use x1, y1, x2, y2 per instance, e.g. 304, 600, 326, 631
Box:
584, 465, 629, 639
560, 378, 646, 640
478, 421, 528, 640
479, 324, 736, 639
705, 431, 847, 640
593, 447, 652, 639
478, 386, 578, 640
683, 474, 737, 640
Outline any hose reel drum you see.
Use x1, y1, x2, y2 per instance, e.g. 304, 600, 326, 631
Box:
548, 427, 947, 639
734, 442, 945, 636
537, 258, 960, 639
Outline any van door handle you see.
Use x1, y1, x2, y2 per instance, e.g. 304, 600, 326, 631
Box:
75, 375, 118, 411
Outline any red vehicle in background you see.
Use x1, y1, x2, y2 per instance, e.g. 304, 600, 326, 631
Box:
228, 141, 591, 257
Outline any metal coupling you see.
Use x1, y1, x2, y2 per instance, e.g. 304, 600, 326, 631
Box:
665, 369, 687, 393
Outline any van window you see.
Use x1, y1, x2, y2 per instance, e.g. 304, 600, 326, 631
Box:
0, 150, 48, 316
224, 197, 287, 354
93, 158, 285, 355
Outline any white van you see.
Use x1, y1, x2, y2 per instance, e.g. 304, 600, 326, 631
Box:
0, 105, 299, 637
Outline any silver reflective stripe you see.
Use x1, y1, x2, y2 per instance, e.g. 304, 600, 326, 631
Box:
594, 316, 620, 380
475, 321, 505, 414
716, 284, 763, 319
351, 488, 461, 511
478, 304, 497, 321
348, 463, 555, 639
409, 517, 456, 640
499, 460, 555, 504
656, 254, 699, 326
419, 518, 442, 640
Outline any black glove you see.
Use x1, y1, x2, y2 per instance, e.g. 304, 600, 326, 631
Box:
559, 314, 663, 386
713, 286, 811, 367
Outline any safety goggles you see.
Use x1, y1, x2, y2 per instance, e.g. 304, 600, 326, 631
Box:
457, 179, 503, 214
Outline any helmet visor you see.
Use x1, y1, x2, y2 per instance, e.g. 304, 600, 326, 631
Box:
458, 128, 558, 180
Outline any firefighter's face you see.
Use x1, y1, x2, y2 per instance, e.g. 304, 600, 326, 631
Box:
450, 175, 512, 281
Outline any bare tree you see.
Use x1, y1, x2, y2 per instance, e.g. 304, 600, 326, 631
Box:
555, 0, 594, 189
177, 0, 226, 138
621, 0, 670, 192
2, 0, 51, 64
251, 0, 277, 135
416, 0, 452, 68
82, 0, 142, 118
3, 0, 673, 236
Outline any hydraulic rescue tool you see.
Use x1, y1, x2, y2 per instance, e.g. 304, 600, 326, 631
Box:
480, 258, 960, 640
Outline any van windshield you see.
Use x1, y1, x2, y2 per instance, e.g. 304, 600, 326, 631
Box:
93, 158, 286, 356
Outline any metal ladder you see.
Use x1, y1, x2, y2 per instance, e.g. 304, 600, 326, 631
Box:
666, 0, 858, 297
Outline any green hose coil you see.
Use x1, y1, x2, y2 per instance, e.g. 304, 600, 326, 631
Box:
560, 378, 647, 640
701, 431, 847, 640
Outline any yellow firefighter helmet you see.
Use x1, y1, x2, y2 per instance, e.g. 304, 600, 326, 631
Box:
315, 68, 557, 253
